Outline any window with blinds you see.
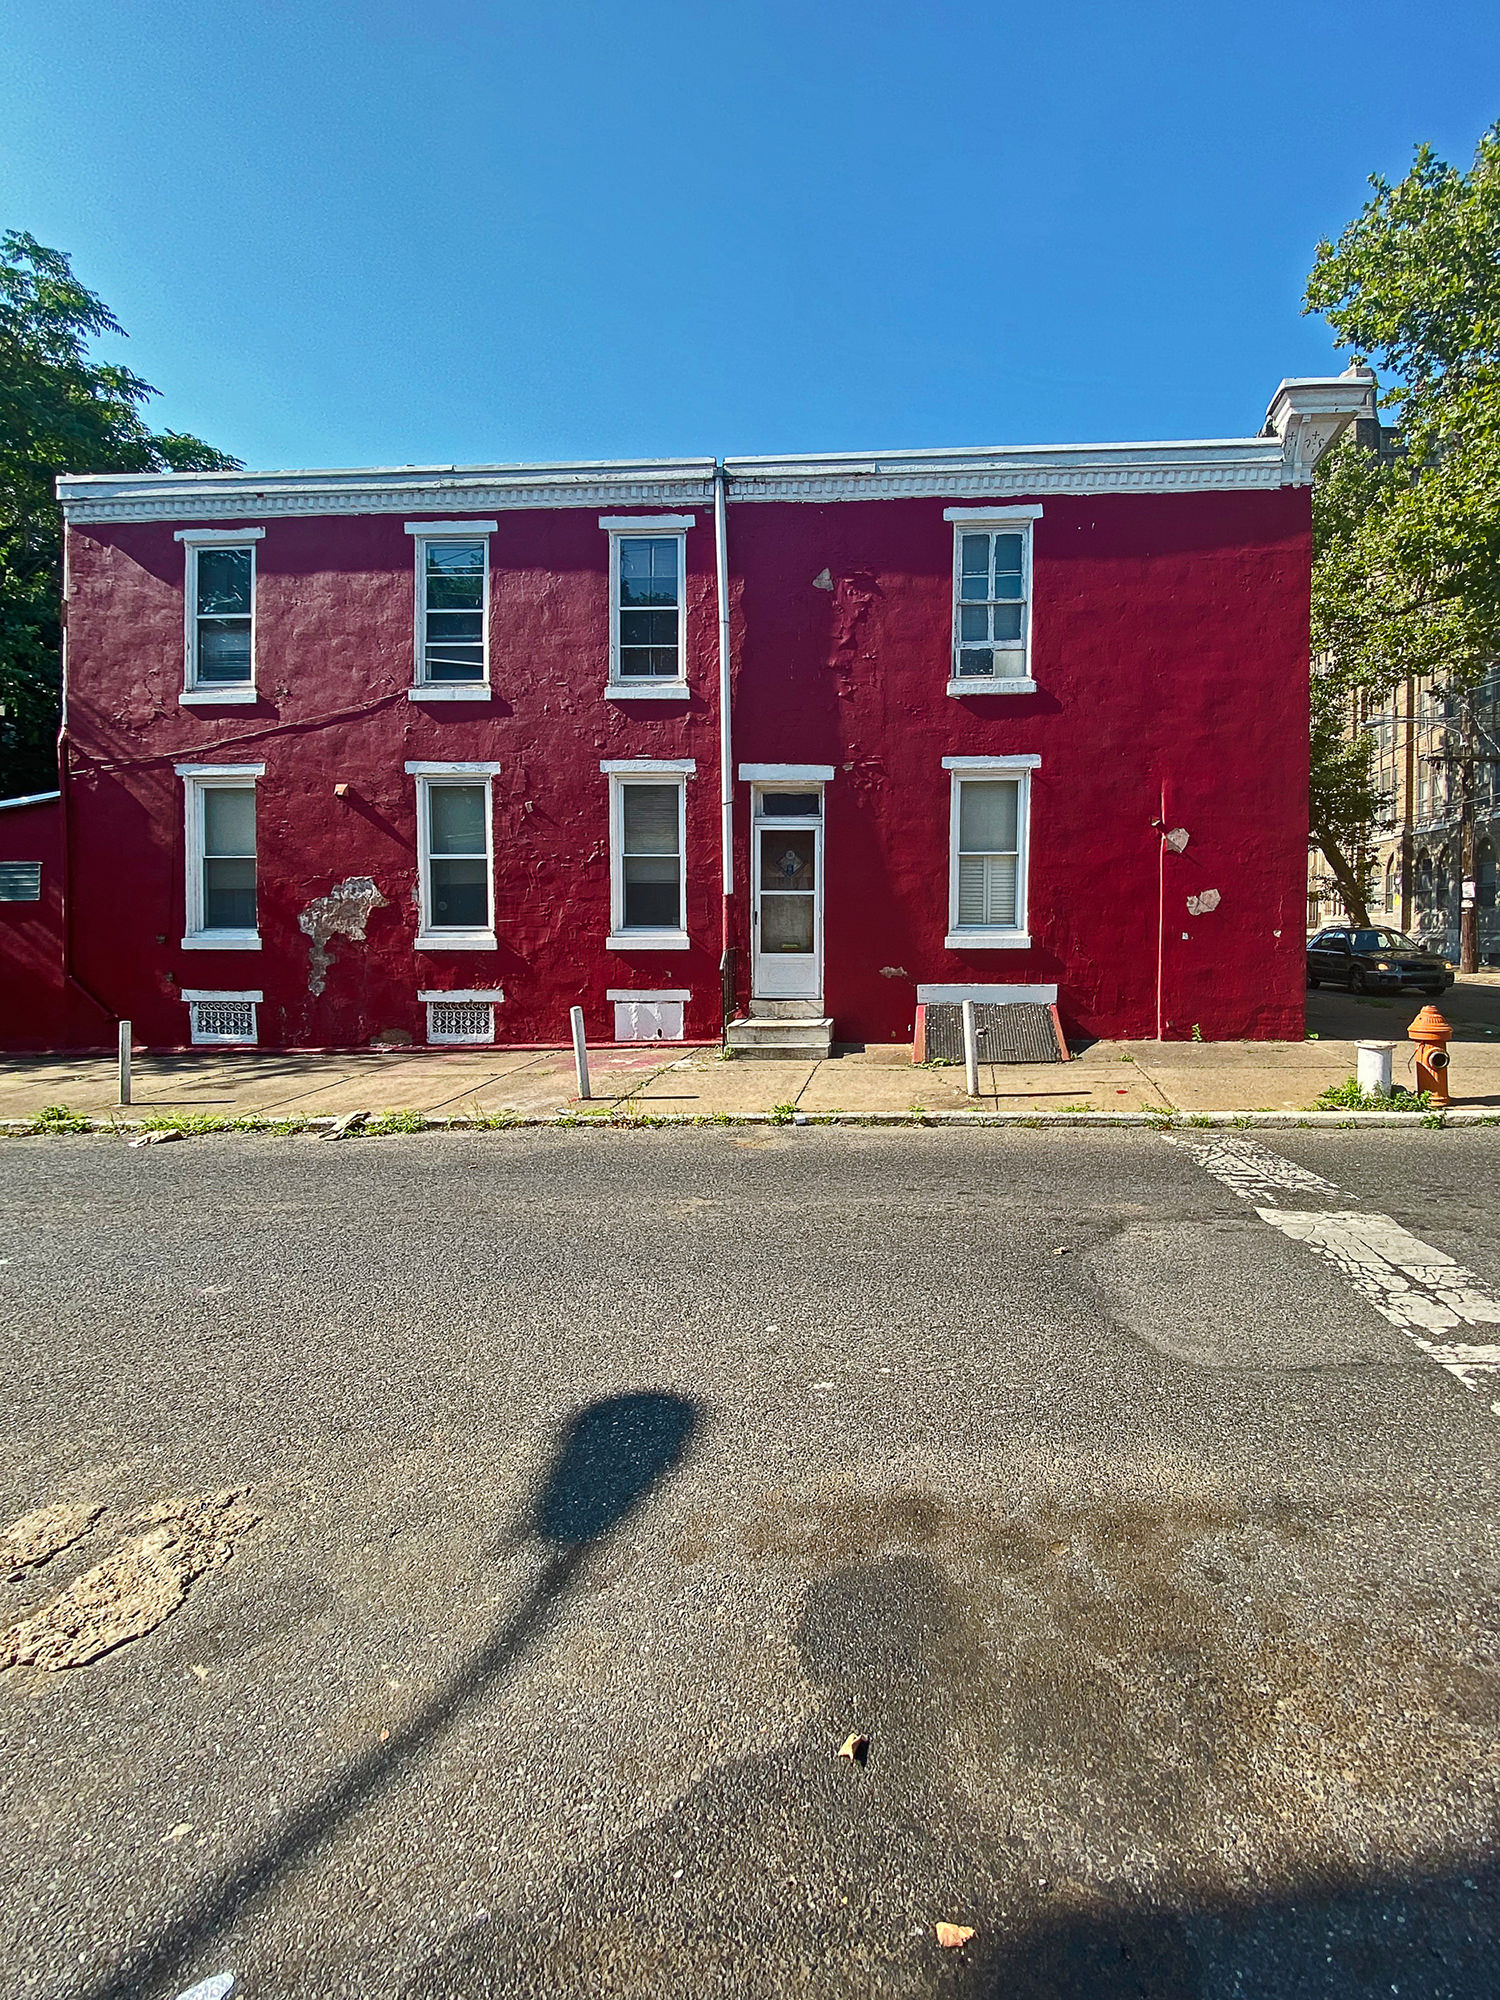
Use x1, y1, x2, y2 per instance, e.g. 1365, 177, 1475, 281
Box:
954, 778, 1020, 930
620, 782, 683, 929
418, 539, 487, 682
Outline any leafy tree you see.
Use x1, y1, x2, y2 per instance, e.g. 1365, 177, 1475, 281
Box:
0, 231, 238, 797
1303, 124, 1500, 924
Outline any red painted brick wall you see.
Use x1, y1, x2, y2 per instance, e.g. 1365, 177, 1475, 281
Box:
27, 483, 1310, 1052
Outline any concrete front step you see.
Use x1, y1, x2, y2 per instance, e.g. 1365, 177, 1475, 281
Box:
726, 1015, 833, 1059
747, 999, 825, 1020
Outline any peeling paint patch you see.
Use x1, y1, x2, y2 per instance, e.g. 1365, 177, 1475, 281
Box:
879, 966, 909, 979
297, 877, 388, 997
811, 568, 834, 592
1186, 888, 1221, 917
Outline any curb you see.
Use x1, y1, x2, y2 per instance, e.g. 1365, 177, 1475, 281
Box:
3, 1107, 1497, 1137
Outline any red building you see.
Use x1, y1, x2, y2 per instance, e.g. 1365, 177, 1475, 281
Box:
0, 371, 1372, 1056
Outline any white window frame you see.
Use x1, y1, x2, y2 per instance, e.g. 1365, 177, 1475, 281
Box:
405, 521, 497, 700
419, 987, 504, 1044
176, 528, 264, 705
601, 757, 694, 949
601, 514, 694, 699
182, 989, 262, 1045
176, 762, 265, 950
944, 506, 1041, 696
943, 755, 1039, 949
405, 761, 501, 951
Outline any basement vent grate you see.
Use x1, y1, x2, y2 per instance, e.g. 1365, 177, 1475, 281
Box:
189, 999, 258, 1046
923, 1001, 1063, 1065
0, 862, 41, 902
427, 1000, 495, 1045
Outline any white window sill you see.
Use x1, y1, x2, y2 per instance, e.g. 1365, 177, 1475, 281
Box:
414, 930, 498, 951
181, 686, 258, 706
181, 932, 262, 951
606, 681, 689, 701
944, 931, 1032, 950
947, 677, 1037, 697
606, 931, 690, 951
407, 683, 492, 702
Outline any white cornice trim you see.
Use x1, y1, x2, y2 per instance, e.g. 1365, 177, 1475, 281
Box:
58, 459, 719, 526
57, 386, 1372, 524
722, 439, 1291, 500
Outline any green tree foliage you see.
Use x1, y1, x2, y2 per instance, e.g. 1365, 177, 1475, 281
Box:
0, 231, 238, 797
1303, 124, 1500, 919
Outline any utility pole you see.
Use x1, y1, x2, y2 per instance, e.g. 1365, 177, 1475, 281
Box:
1460, 689, 1479, 975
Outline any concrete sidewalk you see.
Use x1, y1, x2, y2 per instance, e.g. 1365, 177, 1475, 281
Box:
4, 977, 1499, 1124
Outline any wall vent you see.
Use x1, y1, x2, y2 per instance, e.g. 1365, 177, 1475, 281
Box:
0, 862, 41, 902
187, 996, 259, 1045
426, 1000, 495, 1045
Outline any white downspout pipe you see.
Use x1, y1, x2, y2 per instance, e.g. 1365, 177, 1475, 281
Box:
714, 462, 735, 1028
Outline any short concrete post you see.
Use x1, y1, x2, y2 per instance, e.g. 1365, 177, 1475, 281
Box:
1356, 1040, 1395, 1099
962, 998, 980, 1100
570, 1005, 591, 1101
117, 1019, 132, 1107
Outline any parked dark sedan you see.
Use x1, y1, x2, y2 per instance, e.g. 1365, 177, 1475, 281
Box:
1306, 926, 1454, 995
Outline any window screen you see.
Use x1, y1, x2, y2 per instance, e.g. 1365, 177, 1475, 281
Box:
955, 779, 1019, 928
202, 786, 257, 930
620, 783, 682, 928
617, 538, 681, 678
427, 784, 489, 928
194, 547, 253, 684
421, 541, 486, 681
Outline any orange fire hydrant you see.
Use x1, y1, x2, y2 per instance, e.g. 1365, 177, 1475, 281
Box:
1408, 1004, 1453, 1105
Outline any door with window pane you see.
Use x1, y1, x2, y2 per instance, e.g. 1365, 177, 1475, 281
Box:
752, 790, 822, 999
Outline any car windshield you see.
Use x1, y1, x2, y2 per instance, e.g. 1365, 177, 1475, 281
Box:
1348, 929, 1418, 954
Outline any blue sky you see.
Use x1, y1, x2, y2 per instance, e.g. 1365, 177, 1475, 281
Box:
3, 2, 1496, 471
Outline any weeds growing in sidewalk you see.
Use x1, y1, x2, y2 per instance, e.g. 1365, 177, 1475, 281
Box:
1312, 1076, 1436, 1112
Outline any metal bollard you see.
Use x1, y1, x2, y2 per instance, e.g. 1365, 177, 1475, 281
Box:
570, 1005, 591, 1100
962, 998, 980, 1099
117, 1019, 132, 1107
1355, 1041, 1395, 1099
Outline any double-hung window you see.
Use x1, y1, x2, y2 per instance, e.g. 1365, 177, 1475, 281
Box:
177, 528, 264, 704
177, 763, 265, 949
945, 506, 1040, 692
943, 756, 1038, 949
601, 515, 693, 696
405, 521, 497, 698
406, 762, 501, 949
603, 759, 694, 948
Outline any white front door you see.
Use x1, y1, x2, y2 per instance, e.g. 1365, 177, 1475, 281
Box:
752, 790, 822, 1000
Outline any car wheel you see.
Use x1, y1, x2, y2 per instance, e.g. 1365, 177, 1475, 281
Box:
1307, 968, 1320, 988
1349, 969, 1367, 994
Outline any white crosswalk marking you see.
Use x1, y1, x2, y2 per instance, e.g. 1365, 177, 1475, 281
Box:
1166, 1135, 1340, 1206
1169, 1135, 1500, 1411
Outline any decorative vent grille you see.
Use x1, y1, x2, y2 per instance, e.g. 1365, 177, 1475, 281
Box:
189, 999, 257, 1045
427, 1000, 494, 1045
0, 862, 41, 902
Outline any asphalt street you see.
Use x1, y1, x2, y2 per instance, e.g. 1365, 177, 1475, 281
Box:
2, 1126, 1499, 2000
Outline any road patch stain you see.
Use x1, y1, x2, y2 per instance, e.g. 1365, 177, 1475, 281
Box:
0, 1490, 258, 1670
2, 1501, 103, 1578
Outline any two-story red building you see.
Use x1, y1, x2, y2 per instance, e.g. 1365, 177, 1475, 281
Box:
0, 370, 1372, 1055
